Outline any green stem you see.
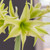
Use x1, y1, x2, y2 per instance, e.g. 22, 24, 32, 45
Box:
14, 35, 21, 50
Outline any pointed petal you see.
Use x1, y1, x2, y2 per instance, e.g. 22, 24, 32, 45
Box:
0, 24, 8, 34
8, 24, 14, 33
35, 3, 41, 8
20, 1, 30, 21
0, 20, 4, 27
30, 28, 45, 42
35, 27, 48, 34
5, 17, 19, 25
15, 6, 18, 17
30, 9, 41, 19
33, 37, 37, 47
21, 31, 26, 50
9, 0, 15, 17
0, 3, 5, 10
0, 0, 4, 4
4, 26, 20, 42
4, 6, 8, 11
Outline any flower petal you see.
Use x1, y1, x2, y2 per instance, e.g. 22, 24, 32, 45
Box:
21, 31, 26, 50
0, 24, 8, 34
33, 37, 37, 47
0, 20, 4, 27
4, 26, 21, 42
30, 28, 45, 42
9, 0, 15, 17
35, 27, 48, 34
20, 1, 30, 21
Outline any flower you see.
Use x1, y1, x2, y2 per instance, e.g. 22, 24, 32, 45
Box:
0, 0, 50, 50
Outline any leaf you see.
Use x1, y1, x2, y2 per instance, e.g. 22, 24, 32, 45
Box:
9, 0, 15, 17
20, 1, 30, 21
0, 20, 4, 27
14, 35, 21, 50
33, 37, 37, 47
35, 27, 48, 34
4, 26, 21, 42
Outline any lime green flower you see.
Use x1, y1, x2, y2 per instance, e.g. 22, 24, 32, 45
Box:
0, 0, 50, 50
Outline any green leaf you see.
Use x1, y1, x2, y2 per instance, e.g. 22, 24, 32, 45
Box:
14, 35, 21, 50
20, 1, 30, 21
9, 0, 15, 17
0, 20, 4, 27
35, 27, 48, 34
33, 37, 37, 47
4, 26, 21, 42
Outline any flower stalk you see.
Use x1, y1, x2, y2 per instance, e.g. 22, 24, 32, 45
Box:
14, 35, 21, 50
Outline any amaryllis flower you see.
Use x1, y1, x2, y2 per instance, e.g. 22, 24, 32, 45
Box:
0, 0, 50, 50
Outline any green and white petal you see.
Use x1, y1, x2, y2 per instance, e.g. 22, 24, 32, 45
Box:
9, 0, 15, 17
35, 3, 41, 8
8, 24, 14, 33
35, 27, 48, 34
21, 31, 26, 50
0, 24, 8, 34
4, 26, 21, 42
20, 1, 30, 21
0, 20, 4, 27
29, 28, 45, 42
30, 8, 41, 19
0, 0, 4, 5
33, 37, 37, 47
15, 6, 19, 17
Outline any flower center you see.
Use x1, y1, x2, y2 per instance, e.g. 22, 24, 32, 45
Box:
20, 22, 25, 29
